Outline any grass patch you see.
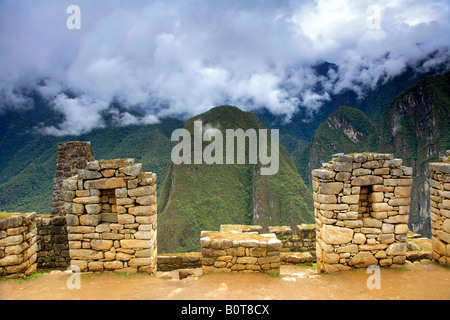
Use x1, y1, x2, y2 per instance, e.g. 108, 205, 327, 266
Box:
7, 271, 48, 283
0, 211, 23, 220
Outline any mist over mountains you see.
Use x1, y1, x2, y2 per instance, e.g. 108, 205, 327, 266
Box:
1, 1, 450, 249
1, 0, 450, 136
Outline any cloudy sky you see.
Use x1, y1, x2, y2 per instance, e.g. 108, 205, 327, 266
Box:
0, 0, 449, 135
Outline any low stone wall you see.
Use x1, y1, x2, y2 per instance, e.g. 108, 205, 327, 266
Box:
269, 224, 316, 253
220, 224, 263, 233
314, 153, 412, 273
157, 253, 202, 271
200, 232, 282, 274
0, 212, 37, 277
36, 215, 69, 269
429, 152, 450, 267
64, 159, 157, 274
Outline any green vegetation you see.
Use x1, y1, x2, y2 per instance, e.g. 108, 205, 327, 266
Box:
0, 117, 184, 215
158, 105, 314, 253
292, 106, 377, 187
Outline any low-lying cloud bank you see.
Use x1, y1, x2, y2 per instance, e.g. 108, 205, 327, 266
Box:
0, 0, 449, 135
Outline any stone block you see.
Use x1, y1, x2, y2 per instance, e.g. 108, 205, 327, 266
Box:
320, 182, 343, 195
79, 214, 101, 226
120, 239, 152, 249
73, 196, 101, 204
340, 195, 359, 204
321, 225, 353, 245
128, 206, 156, 216
351, 175, 383, 186
85, 204, 102, 214
84, 178, 126, 190
349, 252, 378, 267
90, 240, 113, 251
128, 186, 155, 197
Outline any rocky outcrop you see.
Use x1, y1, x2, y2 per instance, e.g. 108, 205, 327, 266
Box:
377, 72, 450, 237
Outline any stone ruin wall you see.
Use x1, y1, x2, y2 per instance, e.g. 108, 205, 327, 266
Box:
0, 212, 37, 276
63, 158, 157, 274
1, 141, 448, 278
200, 230, 282, 274
35, 141, 95, 270
52, 141, 95, 216
36, 215, 69, 269
314, 153, 412, 274
429, 151, 450, 267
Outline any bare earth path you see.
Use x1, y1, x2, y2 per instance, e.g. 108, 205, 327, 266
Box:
1, 262, 449, 300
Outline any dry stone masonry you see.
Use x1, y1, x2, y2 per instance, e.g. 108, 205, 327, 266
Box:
52, 141, 95, 215
201, 229, 282, 274
429, 151, 450, 267
313, 153, 412, 273
63, 158, 157, 274
0, 212, 37, 277
36, 215, 69, 269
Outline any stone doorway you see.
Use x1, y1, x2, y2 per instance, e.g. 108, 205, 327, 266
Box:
313, 153, 412, 273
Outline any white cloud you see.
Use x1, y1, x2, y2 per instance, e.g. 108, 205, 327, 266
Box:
0, 0, 449, 134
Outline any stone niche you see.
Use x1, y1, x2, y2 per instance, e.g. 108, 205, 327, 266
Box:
63, 158, 157, 274
313, 153, 412, 274
429, 151, 450, 267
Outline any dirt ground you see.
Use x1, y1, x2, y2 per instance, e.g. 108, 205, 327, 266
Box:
1, 261, 449, 300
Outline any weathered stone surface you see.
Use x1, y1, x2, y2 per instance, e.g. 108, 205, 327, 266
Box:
117, 214, 135, 224
349, 252, 378, 267
318, 194, 337, 204
362, 161, 382, 169
321, 225, 353, 245
128, 206, 156, 216
85, 204, 102, 214
368, 192, 384, 203
73, 196, 101, 204
70, 249, 104, 260
363, 217, 382, 228
0, 216, 24, 230
79, 214, 101, 226
340, 195, 359, 204
352, 168, 372, 176
320, 182, 343, 195
78, 170, 102, 180
312, 169, 336, 180
432, 237, 447, 255
371, 203, 394, 212
332, 161, 352, 172
65, 214, 79, 226
383, 178, 412, 186
319, 203, 349, 211
436, 230, 450, 244
394, 186, 412, 198
336, 172, 352, 181
84, 178, 126, 190
351, 175, 383, 186
90, 239, 113, 251
385, 159, 403, 168
120, 239, 152, 249
388, 198, 411, 206
386, 243, 407, 256
119, 164, 142, 177
128, 186, 155, 197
